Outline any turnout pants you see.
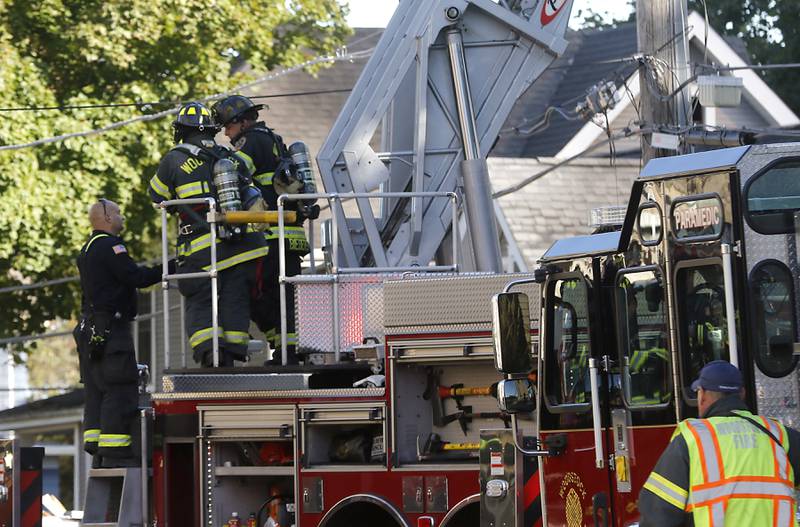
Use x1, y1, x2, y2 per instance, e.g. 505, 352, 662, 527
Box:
78, 320, 139, 459
251, 239, 302, 355
74, 322, 101, 454
179, 259, 258, 367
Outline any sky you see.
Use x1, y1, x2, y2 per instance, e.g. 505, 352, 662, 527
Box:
344, 0, 634, 29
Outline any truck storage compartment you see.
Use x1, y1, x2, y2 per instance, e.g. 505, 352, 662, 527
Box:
300, 403, 387, 469
198, 405, 297, 526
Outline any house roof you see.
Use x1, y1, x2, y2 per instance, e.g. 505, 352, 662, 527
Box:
0, 389, 83, 429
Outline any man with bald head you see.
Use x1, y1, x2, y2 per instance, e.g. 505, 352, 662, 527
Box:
75, 199, 167, 467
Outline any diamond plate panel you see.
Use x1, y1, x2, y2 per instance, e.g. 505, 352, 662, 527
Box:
296, 281, 335, 352
739, 144, 800, 426
383, 273, 540, 333
161, 373, 309, 393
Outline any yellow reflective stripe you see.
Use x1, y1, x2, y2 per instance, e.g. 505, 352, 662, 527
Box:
85, 233, 110, 252
178, 233, 221, 258
98, 434, 132, 447
150, 174, 171, 200
175, 181, 205, 198
286, 332, 297, 345
224, 331, 249, 345
266, 226, 306, 240
254, 172, 274, 186
236, 151, 256, 176
644, 472, 688, 510
189, 327, 222, 349
84, 429, 100, 443
205, 246, 269, 272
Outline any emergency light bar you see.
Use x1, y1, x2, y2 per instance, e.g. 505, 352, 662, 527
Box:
589, 206, 627, 229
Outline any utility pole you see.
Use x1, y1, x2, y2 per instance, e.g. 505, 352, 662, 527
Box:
636, 0, 691, 163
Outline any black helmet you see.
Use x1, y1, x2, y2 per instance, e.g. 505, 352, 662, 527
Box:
212, 95, 264, 127
172, 102, 217, 143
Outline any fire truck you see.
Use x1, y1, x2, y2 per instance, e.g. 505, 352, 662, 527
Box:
79, 1, 575, 527
490, 143, 800, 526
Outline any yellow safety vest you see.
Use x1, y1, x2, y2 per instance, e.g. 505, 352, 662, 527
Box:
679, 411, 796, 526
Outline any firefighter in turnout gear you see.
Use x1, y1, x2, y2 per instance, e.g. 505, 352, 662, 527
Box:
639, 361, 800, 526
75, 199, 165, 467
150, 101, 268, 367
213, 95, 312, 365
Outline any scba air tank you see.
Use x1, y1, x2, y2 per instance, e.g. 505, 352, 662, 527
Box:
288, 142, 317, 199
212, 157, 242, 212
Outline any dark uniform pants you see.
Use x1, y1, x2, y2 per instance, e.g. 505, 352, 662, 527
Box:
251, 239, 301, 354
78, 320, 139, 459
179, 259, 258, 366
74, 323, 101, 454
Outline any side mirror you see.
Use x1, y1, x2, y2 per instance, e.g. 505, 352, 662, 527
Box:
496, 378, 536, 414
492, 292, 533, 374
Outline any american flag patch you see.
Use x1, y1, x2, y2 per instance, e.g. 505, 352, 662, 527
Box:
112, 244, 127, 254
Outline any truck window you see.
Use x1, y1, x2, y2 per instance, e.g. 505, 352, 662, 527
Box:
545, 277, 592, 409
675, 264, 728, 398
745, 158, 800, 234
751, 261, 798, 378
615, 269, 670, 408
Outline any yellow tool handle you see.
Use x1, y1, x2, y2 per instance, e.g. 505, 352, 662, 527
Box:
451, 387, 492, 397
442, 442, 481, 451
223, 210, 297, 225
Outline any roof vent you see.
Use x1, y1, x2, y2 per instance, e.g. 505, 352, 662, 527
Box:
589, 206, 627, 229
697, 75, 743, 108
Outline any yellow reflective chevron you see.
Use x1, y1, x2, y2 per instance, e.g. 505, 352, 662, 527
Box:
187, 106, 197, 115
150, 174, 171, 200
643, 471, 688, 510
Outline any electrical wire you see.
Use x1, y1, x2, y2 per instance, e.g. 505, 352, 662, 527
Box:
0, 47, 374, 152
0, 89, 354, 113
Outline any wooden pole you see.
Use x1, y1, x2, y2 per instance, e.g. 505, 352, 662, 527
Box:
637, 0, 691, 163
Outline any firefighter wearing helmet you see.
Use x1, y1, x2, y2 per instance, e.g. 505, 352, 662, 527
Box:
149, 101, 268, 367
213, 94, 315, 365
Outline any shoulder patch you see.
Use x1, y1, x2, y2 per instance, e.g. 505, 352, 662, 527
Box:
112, 244, 127, 255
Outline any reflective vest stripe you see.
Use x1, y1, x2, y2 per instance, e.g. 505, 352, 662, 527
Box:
777, 499, 793, 526
178, 233, 220, 258
761, 417, 788, 481
690, 480, 795, 505
203, 246, 269, 272
643, 472, 688, 510
150, 174, 171, 200
686, 420, 722, 483
83, 429, 100, 443
99, 434, 132, 447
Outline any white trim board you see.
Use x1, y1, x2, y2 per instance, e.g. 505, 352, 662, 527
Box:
555, 11, 799, 159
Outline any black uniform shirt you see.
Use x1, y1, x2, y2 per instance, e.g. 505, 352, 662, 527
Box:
639, 395, 800, 526
77, 230, 162, 320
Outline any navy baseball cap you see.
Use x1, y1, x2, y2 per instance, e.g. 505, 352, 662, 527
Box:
691, 360, 743, 393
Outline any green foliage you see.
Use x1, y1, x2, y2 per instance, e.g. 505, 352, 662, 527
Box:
0, 0, 351, 353
689, 0, 800, 115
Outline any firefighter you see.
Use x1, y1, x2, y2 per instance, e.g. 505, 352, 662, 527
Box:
212, 95, 310, 365
639, 361, 800, 526
75, 199, 166, 467
150, 101, 268, 367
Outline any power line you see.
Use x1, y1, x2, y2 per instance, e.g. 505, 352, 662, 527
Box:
0, 48, 374, 152
0, 88, 354, 113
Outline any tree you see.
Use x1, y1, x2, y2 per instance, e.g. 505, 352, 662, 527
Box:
572, 1, 635, 30
0, 0, 351, 354
688, 0, 800, 115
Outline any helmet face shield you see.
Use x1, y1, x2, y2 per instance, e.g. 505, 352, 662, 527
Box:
212, 95, 264, 127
